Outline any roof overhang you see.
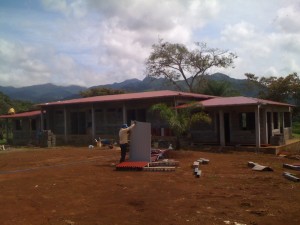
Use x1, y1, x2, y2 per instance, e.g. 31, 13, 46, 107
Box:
38, 90, 215, 107
0, 110, 42, 119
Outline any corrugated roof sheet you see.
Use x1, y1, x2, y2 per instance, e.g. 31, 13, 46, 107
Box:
200, 96, 293, 107
38, 90, 214, 106
178, 96, 293, 108
116, 161, 149, 170
0, 110, 41, 119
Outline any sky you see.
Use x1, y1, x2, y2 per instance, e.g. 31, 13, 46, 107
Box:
0, 0, 300, 88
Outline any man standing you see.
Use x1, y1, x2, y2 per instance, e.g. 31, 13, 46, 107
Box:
119, 122, 136, 163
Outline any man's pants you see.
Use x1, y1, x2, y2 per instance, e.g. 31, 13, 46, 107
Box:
120, 143, 128, 163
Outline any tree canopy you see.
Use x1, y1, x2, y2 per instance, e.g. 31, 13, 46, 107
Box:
0, 92, 34, 115
80, 87, 126, 97
145, 40, 237, 92
245, 72, 300, 104
151, 103, 211, 149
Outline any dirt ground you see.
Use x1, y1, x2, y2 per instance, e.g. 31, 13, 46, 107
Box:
0, 146, 300, 225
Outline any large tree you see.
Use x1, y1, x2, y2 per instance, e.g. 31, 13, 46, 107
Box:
145, 40, 237, 92
151, 103, 211, 149
245, 72, 300, 104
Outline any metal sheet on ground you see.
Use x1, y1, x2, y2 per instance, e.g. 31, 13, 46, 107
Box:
129, 121, 151, 162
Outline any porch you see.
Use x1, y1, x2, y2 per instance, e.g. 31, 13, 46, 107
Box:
189, 138, 300, 155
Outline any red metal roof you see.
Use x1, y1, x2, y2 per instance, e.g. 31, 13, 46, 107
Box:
116, 161, 149, 170
178, 96, 293, 108
200, 96, 293, 107
0, 110, 41, 119
38, 90, 214, 106
116, 161, 149, 167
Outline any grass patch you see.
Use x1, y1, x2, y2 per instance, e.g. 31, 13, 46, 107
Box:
293, 121, 300, 138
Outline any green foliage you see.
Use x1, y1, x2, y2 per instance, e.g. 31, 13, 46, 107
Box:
245, 72, 300, 120
80, 87, 126, 97
293, 122, 300, 136
0, 91, 34, 115
196, 79, 240, 96
245, 72, 300, 103
145, 39, 237, 92
151, 103, 211, 149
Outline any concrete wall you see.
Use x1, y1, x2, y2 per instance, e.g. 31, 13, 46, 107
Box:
230, 111, 256, 145
39, 99, 293, 147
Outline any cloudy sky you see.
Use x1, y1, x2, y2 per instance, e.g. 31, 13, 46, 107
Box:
0, 0, 300, 87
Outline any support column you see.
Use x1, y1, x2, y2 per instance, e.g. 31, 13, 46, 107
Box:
64, 107, 67, 143
270, 111, 274, 133
29, 118, 32, 138
6, 118, 9, 142
289, 107, 292, 126
91, 104, 95, 140
262, 109, 268, 144
219, 110, 225, 146
280, 112, 285, 134
255, 105, 261, 148
122, 104, 127, 124
40, 110, 44, 130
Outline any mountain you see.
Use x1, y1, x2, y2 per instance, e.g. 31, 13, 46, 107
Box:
201, 73, 260, 97
94, 73, 258, 96
0, 73, 257, 103
0, 83, 87, 103
91, 77, 179, 92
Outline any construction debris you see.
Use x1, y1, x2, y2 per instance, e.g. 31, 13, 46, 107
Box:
143, 166, 175, 172
151, 149, 169, 161
285, 155, 300, 160
248, 161, 273, 171
116, 158, 178, 172
283, 163, 300, 171
283, 172, 300, 182
195, 169, 201, 178
197, 158, 210, 164
148, 159, 179, 167
116, 162, 148, 171
193, 161, 200, 168
193, 160, 202, 178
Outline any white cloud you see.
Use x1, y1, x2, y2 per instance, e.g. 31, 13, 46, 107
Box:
221, 21, 257, 42
1, 0, 300, 88
275, 4, 300, 33
41, 0, 87, 18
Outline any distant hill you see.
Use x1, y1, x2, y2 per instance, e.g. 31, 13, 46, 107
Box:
93, 73, 258, 96
0, 73, 257, 103
0, 83, 87, 103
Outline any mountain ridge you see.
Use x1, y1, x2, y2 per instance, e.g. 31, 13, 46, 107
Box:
0, 73, 254, 103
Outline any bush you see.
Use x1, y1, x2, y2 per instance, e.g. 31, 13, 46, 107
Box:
293, 121, 300, 138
